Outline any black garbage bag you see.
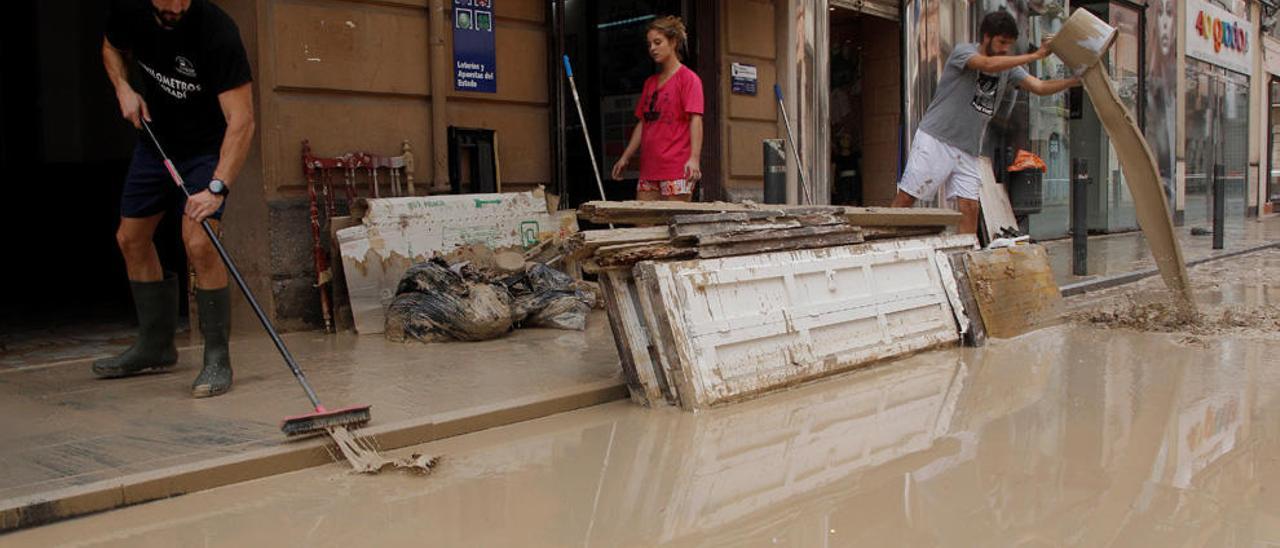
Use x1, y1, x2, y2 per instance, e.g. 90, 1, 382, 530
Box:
504, 263, 594, 331
385, 259, 513, 343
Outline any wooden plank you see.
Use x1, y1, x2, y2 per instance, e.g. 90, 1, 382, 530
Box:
633, 262, 681, 406
566, 226, 671, 258
793, 212, 847, 227
636, 260, 705, 411
696, 224, 860, 246
860, 226, 944, 240
947, 252, 987, 347
698, 232, 865, 259
670, 211, 778, 224
671, 219, 802, 239
840, 207, 961, 227
579, 201, 961, 228
596, 243, 698, 267
598, 270, 662, 406
977, 156, 1019, 242
963, 245, 1062, 339
669, 208, 843, 225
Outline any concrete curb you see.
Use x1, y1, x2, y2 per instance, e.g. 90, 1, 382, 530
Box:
0, 379, 627, 533
1060, 241, 1280, 297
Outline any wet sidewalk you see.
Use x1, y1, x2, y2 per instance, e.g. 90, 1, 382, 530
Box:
0, 315, 623, 530
1041, 214, 1280, 288
3, 214, 1276, 531
14, 251, 1280, 546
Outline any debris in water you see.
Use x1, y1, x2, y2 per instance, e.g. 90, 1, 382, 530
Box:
1072, 297, 1280, 339
326, 426, 439, 475
1073, 298, 1203, 332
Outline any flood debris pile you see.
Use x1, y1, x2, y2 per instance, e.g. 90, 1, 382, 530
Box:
572, 200, 980, 410
1073, 296, 1280, 337
569, 201, 961, 270
384, 246, 598, 343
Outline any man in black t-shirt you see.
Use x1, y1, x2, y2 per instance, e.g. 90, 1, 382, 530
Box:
97, 0, 254, 399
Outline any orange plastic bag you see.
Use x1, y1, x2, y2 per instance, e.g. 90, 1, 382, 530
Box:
1008, 149, 1047, 173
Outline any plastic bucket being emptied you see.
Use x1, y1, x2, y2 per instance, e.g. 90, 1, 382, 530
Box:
1048, 9, 1118, 72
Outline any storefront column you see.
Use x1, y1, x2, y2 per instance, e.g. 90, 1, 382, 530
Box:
780, 0, 830, 205
1264, 34, 1280, 213
1251, 1, 1266, 217
1175, 0, 1188, 224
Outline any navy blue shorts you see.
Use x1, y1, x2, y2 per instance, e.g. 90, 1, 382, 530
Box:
121, 144, 225, 220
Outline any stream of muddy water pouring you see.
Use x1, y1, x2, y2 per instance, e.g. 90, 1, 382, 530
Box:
326, 426, 439, 475
1049, 10, 1196, 314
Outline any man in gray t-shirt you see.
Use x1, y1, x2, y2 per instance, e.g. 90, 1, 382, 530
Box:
892, 10, 1080, 235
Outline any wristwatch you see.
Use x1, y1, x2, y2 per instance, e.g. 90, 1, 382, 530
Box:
208, 178, 230, 197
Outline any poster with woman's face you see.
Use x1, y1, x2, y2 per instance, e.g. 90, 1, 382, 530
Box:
1145, 0, 1177, 200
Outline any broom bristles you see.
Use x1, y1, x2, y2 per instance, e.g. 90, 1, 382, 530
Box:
281, 405, 371, 437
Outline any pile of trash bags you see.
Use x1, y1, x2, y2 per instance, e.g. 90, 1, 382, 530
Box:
384, 258, 599, 343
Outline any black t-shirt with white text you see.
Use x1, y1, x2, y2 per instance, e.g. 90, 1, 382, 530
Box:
106, 0, 252, 158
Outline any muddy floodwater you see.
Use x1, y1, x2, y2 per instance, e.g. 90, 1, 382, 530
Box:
10, 251, 1280, 547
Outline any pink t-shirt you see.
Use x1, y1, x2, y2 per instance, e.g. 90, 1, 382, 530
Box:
635, 65, 704, 181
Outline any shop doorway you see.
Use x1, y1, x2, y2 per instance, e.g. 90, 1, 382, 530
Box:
1185, 60, 1250, 229
553, 0, 719, 210
1067, 2, 1144, 235
0, 2, 191, 367
828, 6, 902, 206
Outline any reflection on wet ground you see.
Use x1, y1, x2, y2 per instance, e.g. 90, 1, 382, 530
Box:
11, 237, 1280, 546
12, 321, 1280, 547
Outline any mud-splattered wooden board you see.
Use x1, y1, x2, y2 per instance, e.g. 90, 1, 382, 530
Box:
962, 245, 1062, 339
977, 156, 1018, 242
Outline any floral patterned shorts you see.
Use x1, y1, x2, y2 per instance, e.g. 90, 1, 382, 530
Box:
637, 178, 695, 197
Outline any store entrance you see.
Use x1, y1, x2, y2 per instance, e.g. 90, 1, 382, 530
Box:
557, 0, 713, 209
828, 6, 902, 206
1184, 60, 1250, 229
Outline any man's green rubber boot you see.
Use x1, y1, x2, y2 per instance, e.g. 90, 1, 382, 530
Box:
191, 286, 233, 398
93, 274, 179, 378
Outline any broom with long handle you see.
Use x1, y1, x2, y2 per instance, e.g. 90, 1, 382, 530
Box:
140, 119, 371, 438
563, 55, 614, 228
774, 84, 813, 205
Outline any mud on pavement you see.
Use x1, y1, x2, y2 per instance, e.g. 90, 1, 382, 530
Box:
1066, 248, 1280, 343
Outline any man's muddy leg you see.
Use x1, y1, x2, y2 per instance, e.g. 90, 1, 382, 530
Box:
117, 214, 165, 282
183, 217, 233, 398
891, 189, 918, 208
93, 213, 179, 379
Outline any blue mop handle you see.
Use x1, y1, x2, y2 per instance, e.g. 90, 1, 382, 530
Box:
774, 83, 783, 102
563, 55, 574, 78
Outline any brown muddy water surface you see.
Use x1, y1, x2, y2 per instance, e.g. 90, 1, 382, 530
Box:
9, 251, 1280, 546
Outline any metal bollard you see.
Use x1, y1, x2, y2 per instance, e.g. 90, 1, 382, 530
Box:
1213, 163, 1226, 250
763, 139, 787, 204
1071, 158, 1089, 276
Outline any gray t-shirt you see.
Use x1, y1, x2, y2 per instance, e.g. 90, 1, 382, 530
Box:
918, 43, 1030, 156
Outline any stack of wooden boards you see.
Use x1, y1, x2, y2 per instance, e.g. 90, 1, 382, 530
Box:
570, 201, 961, 272
571, 201, 984, 410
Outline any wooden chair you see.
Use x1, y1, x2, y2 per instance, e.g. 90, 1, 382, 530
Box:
302, 140, 415, 332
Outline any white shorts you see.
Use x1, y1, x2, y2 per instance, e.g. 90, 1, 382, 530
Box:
897, 130, 982, 201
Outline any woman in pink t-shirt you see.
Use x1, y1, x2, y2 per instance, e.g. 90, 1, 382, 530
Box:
609, 16, 705, 202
